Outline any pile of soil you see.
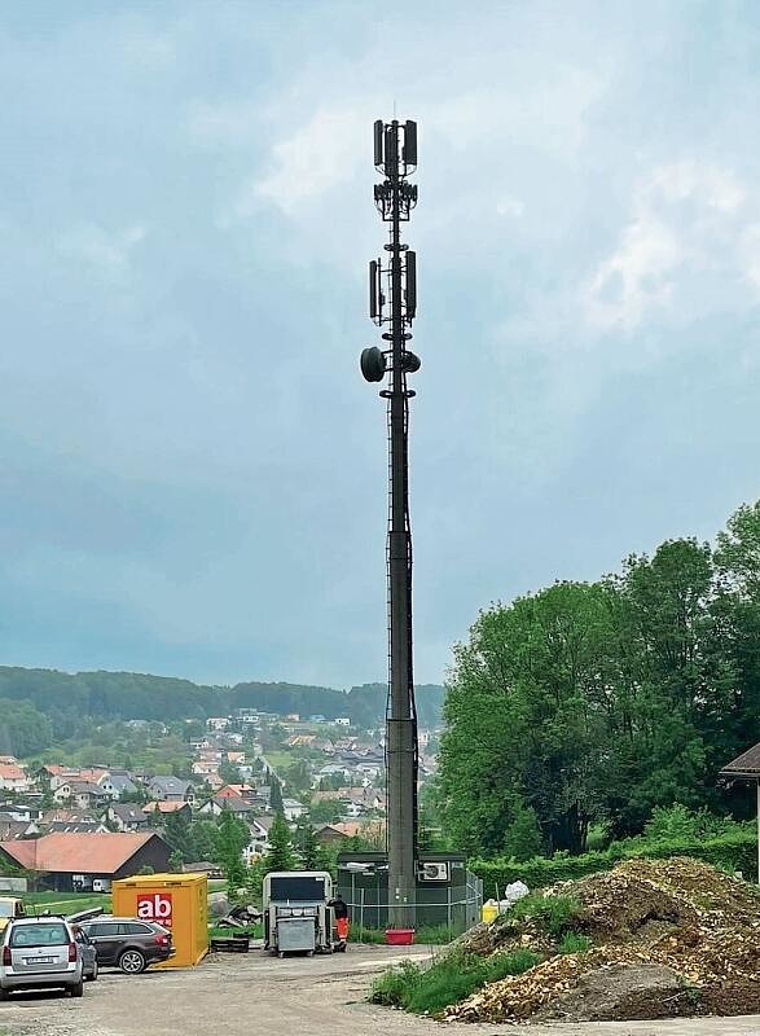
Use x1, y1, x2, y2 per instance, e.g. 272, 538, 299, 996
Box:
446, 857, 760, 1023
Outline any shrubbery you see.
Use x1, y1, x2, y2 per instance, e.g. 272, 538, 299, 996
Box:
471, 820, 757, 896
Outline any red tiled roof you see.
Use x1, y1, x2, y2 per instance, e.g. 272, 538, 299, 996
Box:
142, 801, 188, 814
0, 832, 159, 875
330, 821, 386, 839
215, 786, 244, 800
0, 764, 27, 781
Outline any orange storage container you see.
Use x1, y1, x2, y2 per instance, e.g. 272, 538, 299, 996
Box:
112, 872, 208, 968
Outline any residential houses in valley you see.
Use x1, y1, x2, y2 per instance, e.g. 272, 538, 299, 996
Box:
0, 708, 440, 880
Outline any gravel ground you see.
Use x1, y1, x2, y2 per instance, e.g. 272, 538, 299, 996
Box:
1, 944, 760, 1036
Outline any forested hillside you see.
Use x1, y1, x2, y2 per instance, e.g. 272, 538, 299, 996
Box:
437, 499, 760, 859
0, 668, 444, 755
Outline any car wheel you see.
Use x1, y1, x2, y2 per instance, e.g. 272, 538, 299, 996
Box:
119, 949, 146, 975
69, 979, 84, 998
0, 987, 9, 1001
87, 960, 98, 982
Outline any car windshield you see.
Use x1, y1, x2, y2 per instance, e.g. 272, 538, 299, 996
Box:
10, 924, 68, 947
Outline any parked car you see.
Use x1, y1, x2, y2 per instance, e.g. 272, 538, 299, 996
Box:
72, 927, 98, 982
0, 917, 84, 999
78, 917, 174, 974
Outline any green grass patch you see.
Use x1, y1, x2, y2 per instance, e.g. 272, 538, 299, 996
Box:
370, 948, 540, 1015
414, 924, 461, 945
349, 926, 387, 944
263, 751, 293, 772
557, 931, 592, 954
22, 892, 111, 916
510, 893, 581, 936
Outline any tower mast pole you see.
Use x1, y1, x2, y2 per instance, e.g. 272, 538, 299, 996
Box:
360, 118, 420, 929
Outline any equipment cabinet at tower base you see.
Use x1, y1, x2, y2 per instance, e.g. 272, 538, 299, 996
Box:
336, 852, 481, 933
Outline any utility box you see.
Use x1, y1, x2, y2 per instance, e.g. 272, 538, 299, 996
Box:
112, 872, 208, 968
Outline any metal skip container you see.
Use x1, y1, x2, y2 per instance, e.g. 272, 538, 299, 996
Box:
262, 871, 334, 957
112, 872, 208, 968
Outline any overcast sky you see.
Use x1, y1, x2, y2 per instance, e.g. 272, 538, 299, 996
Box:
1, 1, 759, 689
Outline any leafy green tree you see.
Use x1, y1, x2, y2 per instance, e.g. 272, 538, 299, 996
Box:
0, 699, 53, 756
219, 760, 241, 785
503, 804, 544, 861
284, 759, 312, 795
439, 581, 613, 855
309, 800, 343, 824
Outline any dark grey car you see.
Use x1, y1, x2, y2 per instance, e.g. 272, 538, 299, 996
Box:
79, 917, 173, 974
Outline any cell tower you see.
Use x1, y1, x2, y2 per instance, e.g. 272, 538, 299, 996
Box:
360, 118, 420, 928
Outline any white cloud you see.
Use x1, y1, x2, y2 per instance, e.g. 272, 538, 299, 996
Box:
223, 46, 605, 224
586, 215, 684, 331
741, 223, 760, 290
56, 223, 148, 280
235, 106, 367, 217
496, 195, 525, 218
186, 101, 260, 147
585, 163, 752, 331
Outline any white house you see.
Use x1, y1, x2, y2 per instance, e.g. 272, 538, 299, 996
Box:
282, 798, 307, 823
192, 760, 220, 778
0, 763, 32, 794
95, 772, 116, 798
242, 818, 274, 862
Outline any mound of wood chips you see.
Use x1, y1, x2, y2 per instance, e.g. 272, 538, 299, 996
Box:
446, 857, 760, 1023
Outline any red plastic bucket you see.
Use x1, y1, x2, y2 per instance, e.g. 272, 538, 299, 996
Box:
385, 928, 415, 946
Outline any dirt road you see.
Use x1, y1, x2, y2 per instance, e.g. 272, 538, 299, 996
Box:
1, 945, 760, 1036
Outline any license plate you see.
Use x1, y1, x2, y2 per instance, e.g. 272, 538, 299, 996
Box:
27, 956, 55, 964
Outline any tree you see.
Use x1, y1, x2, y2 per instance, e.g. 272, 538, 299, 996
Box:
503, 804, 543, 861
219, 760, 241, 785
438, 581, 613, 855
270, 778, 284, 814
216, 809, 248, 891
309, 800, 343, 825
284, 759, 312, 796
435, 509, 760, 858
264, 813, 295, 874
163, 810, 194, 863
168, 850, 184, 873
294, 817, 319, 869
191, 819, 220, 862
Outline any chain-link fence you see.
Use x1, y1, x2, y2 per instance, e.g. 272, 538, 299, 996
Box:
339, 870, 482, 938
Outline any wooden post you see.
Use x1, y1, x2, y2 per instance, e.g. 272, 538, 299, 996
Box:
756, 779, 760, 884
